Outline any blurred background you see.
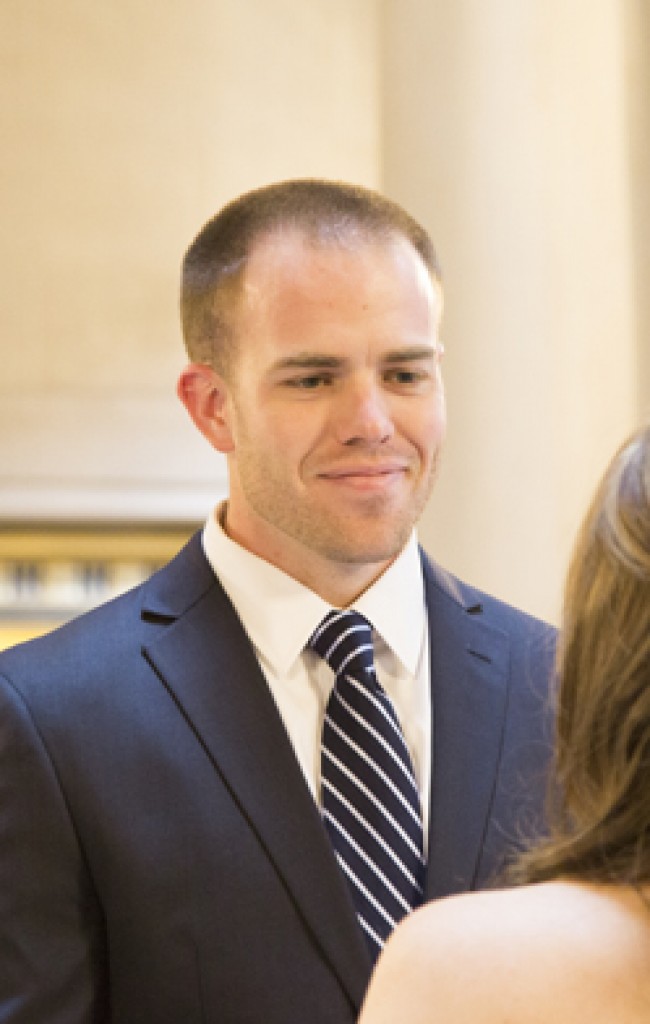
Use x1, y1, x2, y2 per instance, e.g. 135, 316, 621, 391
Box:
1, 0, 648, 647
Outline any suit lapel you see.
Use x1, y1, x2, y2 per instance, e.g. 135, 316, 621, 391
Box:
421, 555, 510, 899
138, 536, 508, 993
140, 536, 370, 1008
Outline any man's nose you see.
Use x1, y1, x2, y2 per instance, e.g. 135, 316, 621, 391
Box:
334, 379, 395, 445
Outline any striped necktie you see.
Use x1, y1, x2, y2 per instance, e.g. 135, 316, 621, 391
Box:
309, 609, 426, 961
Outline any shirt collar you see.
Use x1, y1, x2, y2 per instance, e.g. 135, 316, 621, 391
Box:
353, 534, 425, 677
202, 504, 425, 677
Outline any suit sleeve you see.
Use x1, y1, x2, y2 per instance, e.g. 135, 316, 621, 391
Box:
0, 672, 107, 1023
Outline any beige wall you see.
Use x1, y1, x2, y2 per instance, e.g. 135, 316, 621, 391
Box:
1, 0, 648, 623
627, 0, 650, 416
1, 0, 381, 519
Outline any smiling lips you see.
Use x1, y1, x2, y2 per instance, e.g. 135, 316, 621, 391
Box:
317, 462, 410, 490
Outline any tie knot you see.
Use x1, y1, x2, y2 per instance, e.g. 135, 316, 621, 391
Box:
309, 609, 375, 682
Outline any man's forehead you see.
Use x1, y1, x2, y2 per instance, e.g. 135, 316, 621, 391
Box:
241, 227, 438, 300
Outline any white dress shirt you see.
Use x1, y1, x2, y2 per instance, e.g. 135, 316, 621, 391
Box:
202, 506, 432, 844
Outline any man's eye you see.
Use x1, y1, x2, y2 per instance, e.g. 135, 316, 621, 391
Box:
386, 369, 427, 385
287, 374, 333, 389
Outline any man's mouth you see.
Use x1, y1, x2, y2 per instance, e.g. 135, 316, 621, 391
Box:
317, 463, 409, 490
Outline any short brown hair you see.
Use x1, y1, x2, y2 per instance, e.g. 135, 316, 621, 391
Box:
513, 425, 650, 886
180, 178, 441, 375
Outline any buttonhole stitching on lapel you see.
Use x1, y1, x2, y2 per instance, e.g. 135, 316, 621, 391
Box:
466, 644, 493, 664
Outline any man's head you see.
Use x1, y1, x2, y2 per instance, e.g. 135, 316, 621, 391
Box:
180, 178, 442, 379
178, 180, 446, 604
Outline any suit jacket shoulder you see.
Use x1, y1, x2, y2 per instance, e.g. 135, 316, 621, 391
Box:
421, 548, 555, 640
0, 532, 369, 1023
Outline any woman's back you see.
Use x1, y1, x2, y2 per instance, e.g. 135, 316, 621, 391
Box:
359, 881, 650, 1024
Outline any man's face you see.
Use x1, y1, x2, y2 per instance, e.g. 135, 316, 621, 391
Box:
213, 230, 446, 595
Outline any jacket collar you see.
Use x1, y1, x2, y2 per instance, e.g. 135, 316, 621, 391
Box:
140, 537, 512, 1002
141, 533, 371, 1010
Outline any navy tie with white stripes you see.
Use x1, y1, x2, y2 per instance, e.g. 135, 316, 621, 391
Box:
309, 609, 426, 962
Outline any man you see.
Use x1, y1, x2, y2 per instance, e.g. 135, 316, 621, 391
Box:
0, 180, 555, 1023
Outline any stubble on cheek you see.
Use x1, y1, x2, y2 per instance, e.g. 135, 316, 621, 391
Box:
275, 461, 435, 565
232, 403, 443, 567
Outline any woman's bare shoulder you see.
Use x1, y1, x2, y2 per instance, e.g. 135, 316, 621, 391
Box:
358, 882, 650, 1024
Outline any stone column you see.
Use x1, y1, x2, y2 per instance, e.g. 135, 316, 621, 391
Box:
382, 0, 641, 620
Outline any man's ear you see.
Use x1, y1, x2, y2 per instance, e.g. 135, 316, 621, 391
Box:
177, 363, 235, 454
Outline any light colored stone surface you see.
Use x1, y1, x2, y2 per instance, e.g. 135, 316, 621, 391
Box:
383, 0, 646, 620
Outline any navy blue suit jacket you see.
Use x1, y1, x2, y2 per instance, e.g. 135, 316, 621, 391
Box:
0, 534, 555, 1023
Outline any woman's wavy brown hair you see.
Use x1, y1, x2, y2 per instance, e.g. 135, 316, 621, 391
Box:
513, 424, 650, 885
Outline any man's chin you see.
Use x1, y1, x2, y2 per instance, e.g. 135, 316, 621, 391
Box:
314, 531, 411, 569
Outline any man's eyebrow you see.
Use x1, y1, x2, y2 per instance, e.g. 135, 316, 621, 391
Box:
383, 346, 438, 362
270, 346, 439, 372
271, 353, 344, 371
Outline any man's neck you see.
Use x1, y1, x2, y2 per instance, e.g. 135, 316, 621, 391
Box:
220, 504, 395, 608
